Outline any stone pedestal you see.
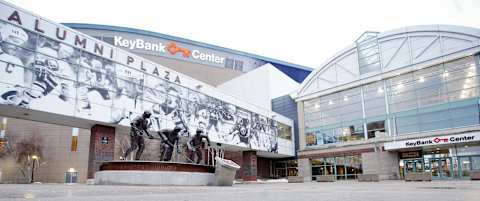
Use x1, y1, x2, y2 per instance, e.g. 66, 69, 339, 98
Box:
87, 125, 115, 179
298, 158, 312, 182
95, 171, 215, 186
242, 151, 257, 181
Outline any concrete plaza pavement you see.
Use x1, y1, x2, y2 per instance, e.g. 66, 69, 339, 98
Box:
0, 180, 479, 201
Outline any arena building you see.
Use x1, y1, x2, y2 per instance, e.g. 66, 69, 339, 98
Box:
62, 23, 312, 87
294, 25, 480, 181
0, 0, 303, 183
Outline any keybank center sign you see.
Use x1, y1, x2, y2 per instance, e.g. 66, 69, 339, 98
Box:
384, 133, 480, 150
114, 36, 166, 53
113, 35, 226, 65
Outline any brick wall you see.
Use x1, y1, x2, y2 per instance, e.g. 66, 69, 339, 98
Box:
87, 125, 115, 179
257, 157, 271, 179
0, 116, 90, 183
242, 151, 257, 181
224, 151, 243, 179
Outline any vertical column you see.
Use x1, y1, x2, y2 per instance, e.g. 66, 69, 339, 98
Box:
242, 151, 257, 181
297, 101, 306, 150
298, 158, 312, 182
87, 124, 115, 179
361, 151, 400, 180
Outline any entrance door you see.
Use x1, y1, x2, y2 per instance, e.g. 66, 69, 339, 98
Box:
404, 159, 423, 174
427, 158, 453, 179
458, 157, 471, 178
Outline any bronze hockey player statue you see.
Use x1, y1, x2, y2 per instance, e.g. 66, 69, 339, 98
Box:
123, 111, 154, 160
158, 126, 182, 161
188, 129, 211, 164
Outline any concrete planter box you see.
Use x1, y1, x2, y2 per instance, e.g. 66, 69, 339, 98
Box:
405, 172, 432, 181
287, 176, 304, 183
470, 170, 480, 180
357, 174, 380, 182
315, 175, 335, 182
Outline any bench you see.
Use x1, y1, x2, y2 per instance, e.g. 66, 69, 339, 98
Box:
287, 176, 304, 183
357, 174, 380, 182
315, 175, 335, 182
405, 172, 432, 181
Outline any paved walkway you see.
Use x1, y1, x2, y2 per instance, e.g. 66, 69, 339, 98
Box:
0, 180, 479, 201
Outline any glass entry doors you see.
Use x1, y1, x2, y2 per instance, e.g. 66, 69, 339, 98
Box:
403, 159, 423, 174
458, 157, 471, 178
425, 157, 453, 179
457, 156, 480, 178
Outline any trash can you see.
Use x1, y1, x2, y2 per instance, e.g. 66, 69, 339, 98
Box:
214, 157, 240, 186
65, 171, 78, 184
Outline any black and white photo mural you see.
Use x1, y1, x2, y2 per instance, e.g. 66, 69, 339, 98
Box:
0, 1, 291, 154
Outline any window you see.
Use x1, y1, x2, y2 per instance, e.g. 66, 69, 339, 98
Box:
277, 122, 292, 140
367, 120, 385, 139
311, 155, 362, 180
224, 58, 234, 69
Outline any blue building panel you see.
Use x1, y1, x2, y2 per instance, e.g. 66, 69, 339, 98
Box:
272, 95, 299, 156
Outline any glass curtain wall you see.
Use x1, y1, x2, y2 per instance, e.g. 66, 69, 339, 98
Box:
389, 56, 479, 135
311, 155, 362, 180
304, 56, 479, 147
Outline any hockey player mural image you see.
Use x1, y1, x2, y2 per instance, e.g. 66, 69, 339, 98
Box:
0, 15, 286, 155
0, 23, 78, 116
76, 52, 117, 121
111, 64, 144, 126
0, 22, 34, 105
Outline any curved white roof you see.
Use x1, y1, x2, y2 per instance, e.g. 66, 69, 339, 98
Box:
296, 24, 480, 100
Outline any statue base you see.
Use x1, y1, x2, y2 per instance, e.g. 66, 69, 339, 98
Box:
94, 161, 216, 186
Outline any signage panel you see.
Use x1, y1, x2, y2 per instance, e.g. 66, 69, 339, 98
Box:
384, 133, 480, 150
108, 34, 266, 72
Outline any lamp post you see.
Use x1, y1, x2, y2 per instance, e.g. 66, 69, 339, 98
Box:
31, 155, 38, 183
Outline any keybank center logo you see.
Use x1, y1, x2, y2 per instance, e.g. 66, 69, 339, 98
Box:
114, 36, 166, 53
114, 36, 226, 64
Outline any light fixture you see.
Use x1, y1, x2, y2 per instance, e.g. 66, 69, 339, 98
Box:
460, 94, 466, 99
436, 147, 440, 150
68, 168, 76, 173
315, 103, 320, 109
465, 145, 469, 148
418, 76, 425, 83
343, 96, 349, 101
31, 155, 38, 160
328, 100, 334, 105
463, 84, 469, 89
443, 71, 449, 77
397, 82, 404, 89
377, 87, 384, 93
